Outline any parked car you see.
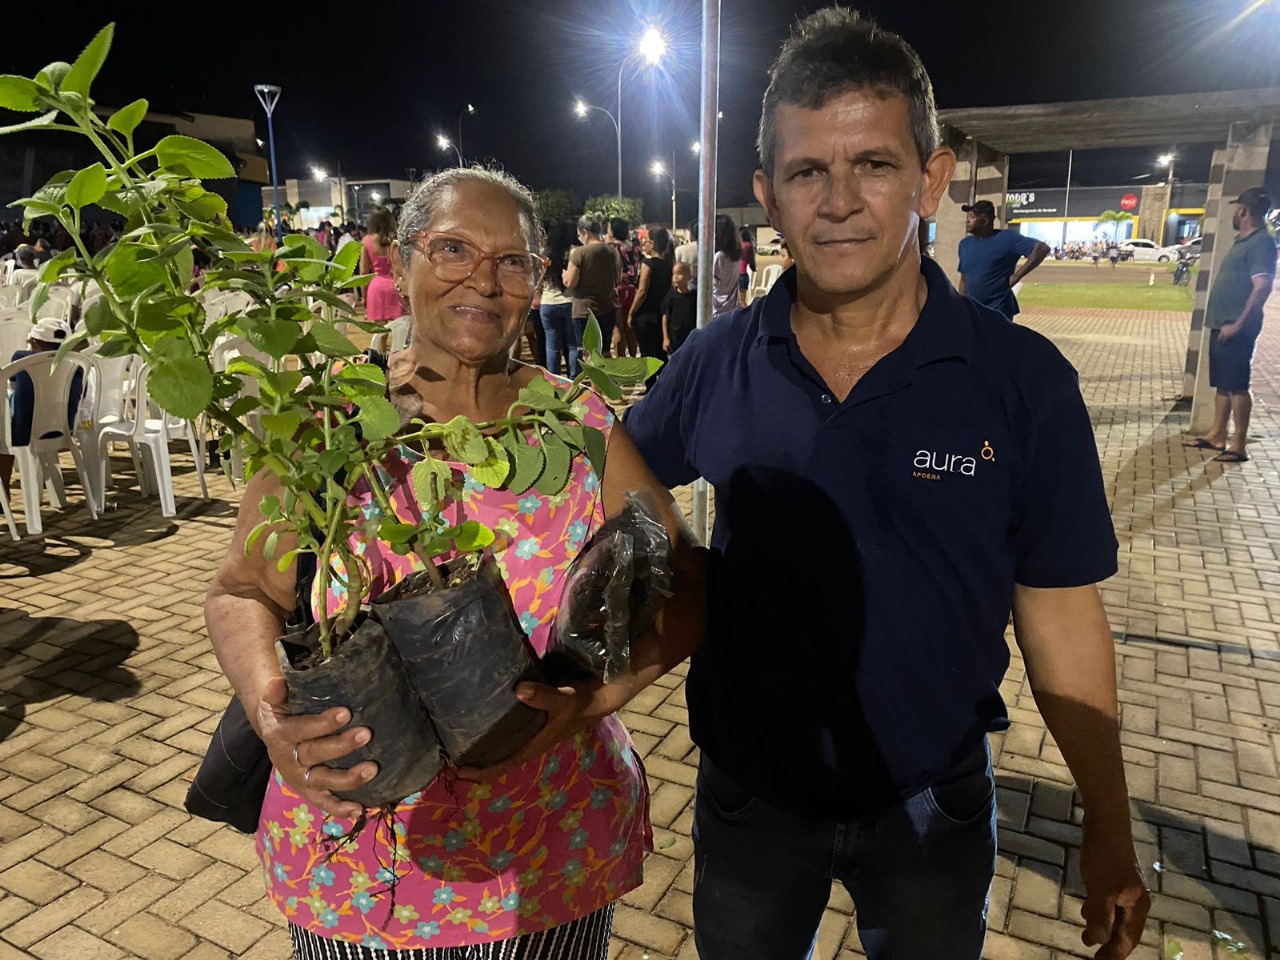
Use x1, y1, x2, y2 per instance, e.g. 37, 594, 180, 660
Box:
1119, 238, 1181, 262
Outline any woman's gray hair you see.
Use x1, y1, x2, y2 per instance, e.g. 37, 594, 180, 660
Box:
396, 166, 542, 265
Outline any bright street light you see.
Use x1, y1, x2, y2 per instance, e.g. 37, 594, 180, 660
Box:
574, 100, 589, 118
437, 134, 462, 166
311, 166, 327, 181
370, 192, 380, 202
458, 104, 476, 156
691, 141, 701, 154
639, 26, 667, 64
1157, 153, 1175, 167
652, 156, 677, 230
651, 161, 667, 177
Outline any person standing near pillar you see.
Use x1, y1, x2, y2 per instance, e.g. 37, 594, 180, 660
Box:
1182, 186, 1276, 464
956, 200, 1049, 321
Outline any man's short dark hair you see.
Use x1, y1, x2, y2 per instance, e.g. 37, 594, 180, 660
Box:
757, 6, 940, 177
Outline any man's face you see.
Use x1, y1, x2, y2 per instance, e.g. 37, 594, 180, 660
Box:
1232, 203, 1246, 232
965, 210, 988, 234
754, 90, 953, 300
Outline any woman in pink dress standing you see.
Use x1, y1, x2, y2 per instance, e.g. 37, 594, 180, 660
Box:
360, 208, 404, 322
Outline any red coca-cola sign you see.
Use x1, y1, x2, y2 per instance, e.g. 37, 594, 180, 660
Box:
1120, 194, 1139, 212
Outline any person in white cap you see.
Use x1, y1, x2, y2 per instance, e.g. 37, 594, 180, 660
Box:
1, 317, 83, 495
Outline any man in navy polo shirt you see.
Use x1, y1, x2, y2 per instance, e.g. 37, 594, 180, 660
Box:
625, 9, 1148, 960
958, 199, 1049, 321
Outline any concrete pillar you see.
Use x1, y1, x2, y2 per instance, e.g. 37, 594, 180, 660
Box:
1138, 182, 1172, 243
1184, 120, 1272, 434
933, 126, 1009, 284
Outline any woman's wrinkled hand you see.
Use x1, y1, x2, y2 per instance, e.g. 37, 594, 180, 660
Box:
253, 676, 376, 820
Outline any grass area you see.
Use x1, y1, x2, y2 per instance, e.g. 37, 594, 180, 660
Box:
1017, 281, 1194, 312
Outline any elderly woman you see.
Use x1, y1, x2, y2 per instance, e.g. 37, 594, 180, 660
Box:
205, 167, 703, 959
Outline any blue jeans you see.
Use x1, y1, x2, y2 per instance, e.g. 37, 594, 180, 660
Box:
540, 302, 579, 377
693, 741, 996, 960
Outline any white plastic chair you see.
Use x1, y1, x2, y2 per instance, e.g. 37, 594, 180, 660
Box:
93, 361, 209, 517
370, 316, 412, 354
209, 336, 268, 481
77, 349, 143, 511
0, 351, 98, 535
0, 287, 21, 310
32, 287, 73, 321
0, 315, 30, 361
0, 260, 14, 286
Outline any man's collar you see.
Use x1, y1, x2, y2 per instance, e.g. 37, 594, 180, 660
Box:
754, 257, 974, 366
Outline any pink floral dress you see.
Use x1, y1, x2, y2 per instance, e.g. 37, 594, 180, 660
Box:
256, 381, 651, 951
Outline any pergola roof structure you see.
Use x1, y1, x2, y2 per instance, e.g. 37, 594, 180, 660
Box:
937, 88, 1280, 154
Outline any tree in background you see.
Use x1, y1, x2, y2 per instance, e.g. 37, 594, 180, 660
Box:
533, 190, 579, 223
584, 195, 643, 225
1097, 210, 1136, 242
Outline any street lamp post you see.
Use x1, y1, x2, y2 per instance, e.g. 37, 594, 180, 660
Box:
254, 84, 283, 245
651, 156, 676, 230
311, 162, 346, 227
437, 134, 462, 167
574, 27, 667, 202
574, 100, 621, 199
458, 104, 475, 158
352, 184, 362, 223
1157, 152, 1176, 246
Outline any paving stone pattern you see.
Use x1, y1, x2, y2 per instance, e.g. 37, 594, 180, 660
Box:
1, 297, 1279, 959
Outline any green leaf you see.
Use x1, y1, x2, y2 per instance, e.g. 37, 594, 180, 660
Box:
281, 232, 330, 263
379, 520, 418, 545
0, 76, 42, 112
411, 457, 452, 513
9, 198, 63, 219
582, 363, 622, 401
582, 311, 603, 357
147, 342, 213, 420
512, 392, 567, 413
52, 328, 90, 366
38, 248, 77, 283
106, 97, 148, 137
154, 135, 235, 179
264, 530, 280, 560
542, 412, 583, 450
260, 410, 306, 442
524, 376, 556, 397
134, 299, 185, 341
534, 432, 572, 496
452, 521, 495, 553
307, 321, 359, 358
244, 519, 271, 555
62, 23, 114, 97
507, 437, 544, 494
583, 426, 607, 476
442, 416, 489, 465
81, 298, 119, 336
174, 192, 228, 222
274, 549, 301, 574
104, 242, 167, 298
65, 163, 106, 209
28, 283, 50, 322
469, 437, 512, 489
595, 356, 656, 385
245, 318, 300, 359
358, 396, 401, 441
35, 62, 71, 92
0, 109, 58, 136
332, 236, 363, 278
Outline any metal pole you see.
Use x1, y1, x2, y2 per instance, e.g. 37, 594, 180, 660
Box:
1158, 159, 1175, 246
616, 63, 625, 200
1061, 148, 1073, 251
671, 150, 677, 230
254, 85, 284, 246
692, 0, 720, 545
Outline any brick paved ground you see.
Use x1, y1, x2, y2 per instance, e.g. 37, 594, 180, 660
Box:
1, 296, 1278, 959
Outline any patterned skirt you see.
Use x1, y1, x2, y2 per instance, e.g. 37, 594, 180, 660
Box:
289, 904, 615, 960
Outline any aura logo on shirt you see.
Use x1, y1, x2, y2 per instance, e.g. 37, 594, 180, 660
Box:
912, 441, 993, 481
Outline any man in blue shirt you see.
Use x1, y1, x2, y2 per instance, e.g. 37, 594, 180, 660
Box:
957, 199, 1049, 320
625, 8, 1147, 960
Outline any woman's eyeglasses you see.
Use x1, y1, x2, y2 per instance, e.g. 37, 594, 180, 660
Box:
411, 232, 549, 297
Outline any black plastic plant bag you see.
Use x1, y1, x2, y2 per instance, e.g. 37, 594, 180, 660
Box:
544, 490, 675, 684
277, 616, 444, 807
373, 556, 547, 769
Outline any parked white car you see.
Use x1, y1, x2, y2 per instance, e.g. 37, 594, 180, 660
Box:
1120, 238, 1181, 262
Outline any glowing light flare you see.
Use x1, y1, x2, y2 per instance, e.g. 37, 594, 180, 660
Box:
370, 192, 381, 202
639, 26, 666, 64
436, 135, 452, 151
651, 160, 667, 178
691, 141, 701, 154
574, 100, 589, 118
311, 166, 327, 181
1157, 153, 1175, 167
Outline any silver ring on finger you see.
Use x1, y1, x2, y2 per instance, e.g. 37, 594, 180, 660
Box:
292, 743, 302, 767
303, 765, 315, 786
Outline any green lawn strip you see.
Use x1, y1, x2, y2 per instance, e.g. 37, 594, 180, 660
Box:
1017, 282, 1194, 312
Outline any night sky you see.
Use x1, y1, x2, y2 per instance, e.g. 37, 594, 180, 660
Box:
7, 1, 1280, 214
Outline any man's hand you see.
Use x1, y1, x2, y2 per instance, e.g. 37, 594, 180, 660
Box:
1218, 321, 1243, 343
1080, 821, 1150, 959
455, 679, 633, 783
253, 676, 375, 820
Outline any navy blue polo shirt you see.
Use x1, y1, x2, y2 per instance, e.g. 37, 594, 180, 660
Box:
625, 257, 1117, 819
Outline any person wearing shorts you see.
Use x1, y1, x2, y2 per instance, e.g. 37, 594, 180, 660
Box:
1183, 186, 1276, 464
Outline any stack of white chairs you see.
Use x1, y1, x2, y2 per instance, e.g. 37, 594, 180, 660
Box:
750, 264, 783, 301
85, 360, 209, 518
32, 286, 75, 321
77, 348, 142, 512
0, 351, 98, 536
210, 336, 270, 481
